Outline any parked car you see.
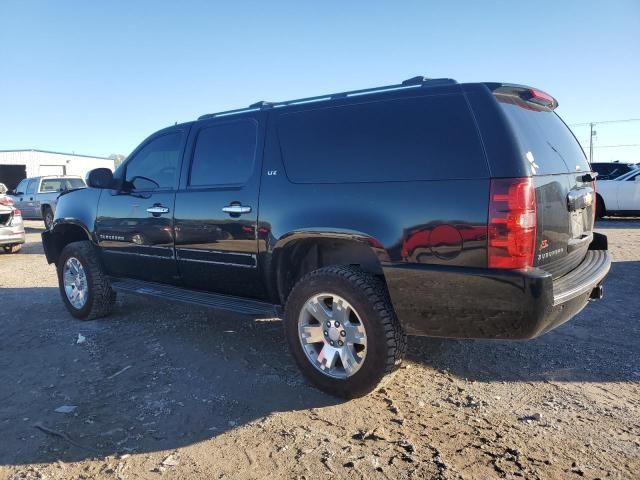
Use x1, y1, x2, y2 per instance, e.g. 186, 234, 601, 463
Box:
0, 195, 25, 253
42, 77, 611, 398
595, 167, 640, 217
591, 161, 638, 180
8, 176, 86, 229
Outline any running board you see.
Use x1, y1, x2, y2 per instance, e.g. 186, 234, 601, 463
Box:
110, 278, 281, 317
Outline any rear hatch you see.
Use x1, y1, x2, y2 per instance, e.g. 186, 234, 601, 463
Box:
494, 86, 594, 278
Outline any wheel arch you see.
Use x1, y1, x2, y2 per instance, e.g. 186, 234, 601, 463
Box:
42, 220, 93, 265
270, 231, 390, 305
595, 193, 606, 218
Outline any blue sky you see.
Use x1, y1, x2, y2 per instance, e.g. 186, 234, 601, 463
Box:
1, 1, 638, 161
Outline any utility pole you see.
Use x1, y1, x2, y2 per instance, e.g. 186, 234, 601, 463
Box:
589, 122, 595, 163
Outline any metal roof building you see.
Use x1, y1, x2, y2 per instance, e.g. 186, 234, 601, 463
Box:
0, 149, 115, 190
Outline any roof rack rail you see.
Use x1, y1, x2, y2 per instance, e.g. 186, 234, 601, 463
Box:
198, 76, 457, 120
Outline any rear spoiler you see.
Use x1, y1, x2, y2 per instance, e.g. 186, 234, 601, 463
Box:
486, 83, 559, 111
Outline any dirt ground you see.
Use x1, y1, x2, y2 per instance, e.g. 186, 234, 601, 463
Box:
0, 220, 638, 480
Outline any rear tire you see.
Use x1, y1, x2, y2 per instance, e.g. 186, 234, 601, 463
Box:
284, 265, 406, 398
595, 195, 606, 219
43, 206, 54, 230
2, 244, 22, 254
57, 241, 116, 320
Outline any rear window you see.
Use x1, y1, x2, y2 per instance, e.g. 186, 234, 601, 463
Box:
278, 94, 487, 183
40, 178, 85, 192
497, 96, 590, 175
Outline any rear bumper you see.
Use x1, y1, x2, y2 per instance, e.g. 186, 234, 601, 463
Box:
0, 223, 26, 246
384, 233, 611, 340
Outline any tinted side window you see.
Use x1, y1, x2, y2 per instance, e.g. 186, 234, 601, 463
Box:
26, 179, 37, 194
189, 121, 257, 186
125, 132, 182, 190
277, 94, 487, 183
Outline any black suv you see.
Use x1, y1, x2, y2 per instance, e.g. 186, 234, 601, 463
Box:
42, 77, 611, 398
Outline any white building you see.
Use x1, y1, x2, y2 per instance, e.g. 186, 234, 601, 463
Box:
0, 149, 115, 190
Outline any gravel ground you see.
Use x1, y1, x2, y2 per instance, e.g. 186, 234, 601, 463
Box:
0, 220, 638, 480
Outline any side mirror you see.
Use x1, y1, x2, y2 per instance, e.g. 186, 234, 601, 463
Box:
86, 168, 115, 189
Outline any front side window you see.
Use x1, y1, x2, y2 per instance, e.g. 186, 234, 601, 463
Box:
15, 179, 27, 194
26, 179, 37, 195
189, 120, 257, 186
125, 132, 182, 191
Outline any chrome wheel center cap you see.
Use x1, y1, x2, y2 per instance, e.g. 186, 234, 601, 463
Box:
328, 327, 341, 342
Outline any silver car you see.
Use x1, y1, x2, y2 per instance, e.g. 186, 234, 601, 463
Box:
0, 196, 25, 253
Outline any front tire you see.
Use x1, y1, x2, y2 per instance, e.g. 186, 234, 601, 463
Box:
43, 206, 54, 230
595, 195, 606, 219
284, 266, 406, 398
57, 241, 116, 320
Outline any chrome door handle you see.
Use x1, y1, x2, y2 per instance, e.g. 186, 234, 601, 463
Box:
146, 206, 170, 214
222, 205, 251, 214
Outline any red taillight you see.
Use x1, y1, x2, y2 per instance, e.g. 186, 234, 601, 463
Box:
0, 197, 15, 206
13, 208, 21, 217
488, 178, 537, 269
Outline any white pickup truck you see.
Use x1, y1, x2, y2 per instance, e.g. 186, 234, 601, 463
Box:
7, 176, 86, 229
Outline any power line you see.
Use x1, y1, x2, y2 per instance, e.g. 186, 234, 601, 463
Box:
569, 118, 640, 127
583, 144, 640, 149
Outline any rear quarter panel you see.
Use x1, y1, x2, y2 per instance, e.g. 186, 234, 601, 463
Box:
259, 108, 490, 302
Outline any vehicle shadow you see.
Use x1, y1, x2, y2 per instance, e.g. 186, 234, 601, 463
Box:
595, 217, 640, 229
0, 287, 340, 465
0, 241, 44, 255
407, 259, 639, 383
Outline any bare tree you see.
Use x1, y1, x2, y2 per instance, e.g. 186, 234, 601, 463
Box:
108, 154, 126, 168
